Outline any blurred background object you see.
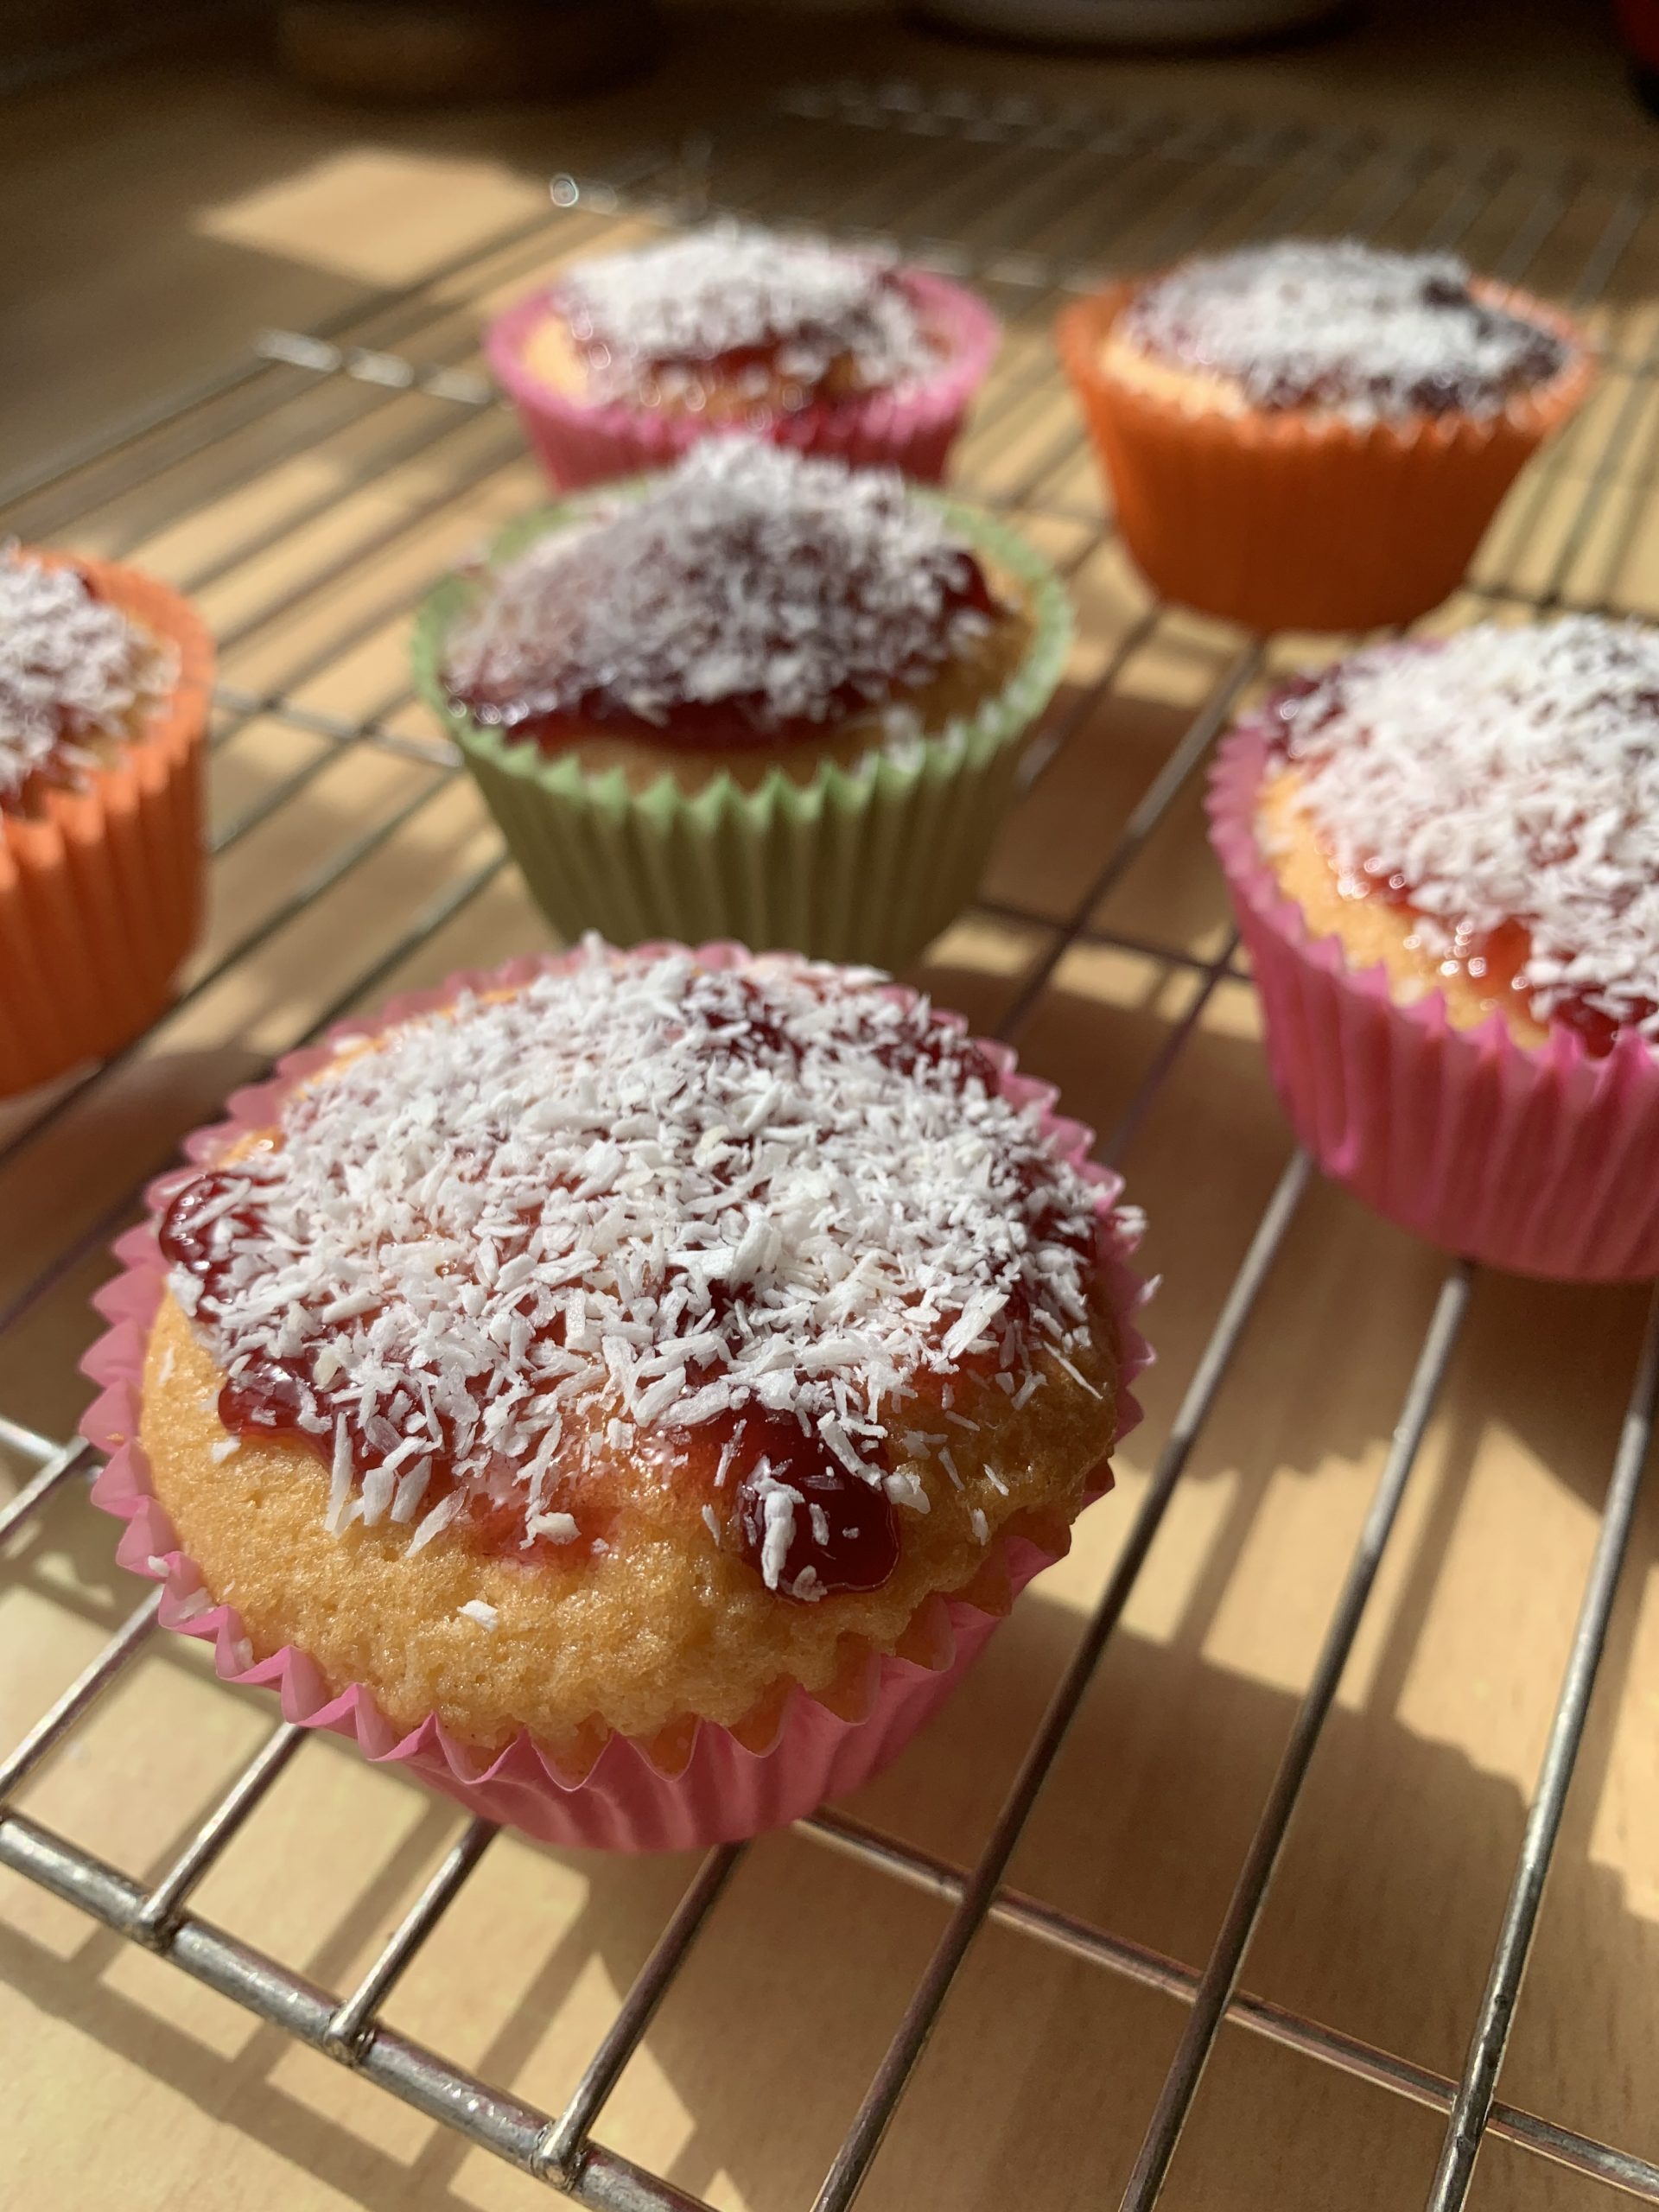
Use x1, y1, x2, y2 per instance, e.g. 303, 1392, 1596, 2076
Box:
1619, 0, 1659, 116
911, 0, 1349, 48
276, 0, 659, 102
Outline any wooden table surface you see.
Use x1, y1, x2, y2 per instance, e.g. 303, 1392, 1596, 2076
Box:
3, 8, 1659, 2210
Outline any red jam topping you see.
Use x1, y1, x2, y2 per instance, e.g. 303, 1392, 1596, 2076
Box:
1123, 241, 1567, 419
709, 1408, 899, 1599
551, 224, 936, 408
156, 949, 1115, 1602
1264, 620, 1659, 1056
442, 437, 1007, 755
159, 1168, 611, 1563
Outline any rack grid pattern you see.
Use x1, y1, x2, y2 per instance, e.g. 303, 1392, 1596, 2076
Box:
3, 79, 1659, 2212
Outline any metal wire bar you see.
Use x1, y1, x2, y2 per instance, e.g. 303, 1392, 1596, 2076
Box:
1532, 322, 1659, 613
1465, 182, 1656, 585
1427, 1286, 1659, 2211
802, 79, 1659, 203
810, 1149, 1313, 2212
0, 1810, 717, 2212
134, 1723, 307, 1946
799, 1808, 1659, 2204
1487, 166, 1581, 284
996, 642, 1265, 1040
0, 1592, 162, 1805
968, 111, 1244, 277
124, 393, 510, 595
153, 183, 599, 461
213, 685, 455, 769
946, 118, 1220, 275
8, 296, 481, 546
537, 1845, 747, 2186
205, 726, 441, 852
204, 422, 528, 665
974, 900, 1247, 982
326, 1817, 500, 2056
0, 149, 667, 523
85, 372, 484, 578
0, 355, 297, 522
1119, 1262, 1476, 2209
0, 1412, 69, 1467
1102, 930, 1241, 1166
0, 1436, 96, 1543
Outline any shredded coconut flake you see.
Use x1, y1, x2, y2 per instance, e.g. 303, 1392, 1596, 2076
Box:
1122, 240, 1568, 422
443, 438, 995, 741
1270, 617, 1659, 1039
0, 546, 175, 804
555, 221, 934, 401
457, 1599, 499, 1629
527, 1510, 580, 1544
168, 944, 1118, 1553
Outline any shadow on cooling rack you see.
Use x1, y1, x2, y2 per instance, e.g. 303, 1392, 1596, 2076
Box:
1, 1580, 1656, 2212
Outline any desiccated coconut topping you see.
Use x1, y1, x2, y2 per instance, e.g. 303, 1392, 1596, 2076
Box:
1120, 239, 1569, 420
0, 547, 175, 804
553, 221, 936, 402
1268, 616, 1659, 1041
160, 946, 1119, 1599
442, 438, 1001, 747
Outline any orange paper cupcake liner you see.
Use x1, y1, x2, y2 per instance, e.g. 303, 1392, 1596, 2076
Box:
1057, 279, 1596, 633
0, 555, 213, 1098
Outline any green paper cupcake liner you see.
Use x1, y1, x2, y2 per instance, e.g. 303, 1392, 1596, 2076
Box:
411, 492, 1073, 968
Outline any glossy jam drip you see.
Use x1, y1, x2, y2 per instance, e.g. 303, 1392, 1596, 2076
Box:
715, 1408, 899, 1601
217, 1359, 315, 1442
160, 1169, 325, 1440
158, 1170, 268, 1315
448, 542, 1001, 757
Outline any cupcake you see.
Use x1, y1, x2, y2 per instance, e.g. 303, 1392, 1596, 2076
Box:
487, 219, 999, 489
84, 941, 1149, 1850
1209, 616, 1659, 1279
0, 546, 213, 1098
415, 438, 1071, 967
1058, 239, 1593, 632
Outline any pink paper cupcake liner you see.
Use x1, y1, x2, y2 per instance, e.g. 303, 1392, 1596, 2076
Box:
81, 943, 1150, 1852
486, 268, 1000, 491
1208, 720, 1659, 1281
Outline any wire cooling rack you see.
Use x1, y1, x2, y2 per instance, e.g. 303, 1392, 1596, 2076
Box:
3, 77, 1659, 2212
